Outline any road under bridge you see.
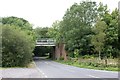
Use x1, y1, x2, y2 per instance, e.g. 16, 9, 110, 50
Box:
34, 38, 67, 60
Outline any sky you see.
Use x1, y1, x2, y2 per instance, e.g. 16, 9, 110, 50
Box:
0, 0, 119, 28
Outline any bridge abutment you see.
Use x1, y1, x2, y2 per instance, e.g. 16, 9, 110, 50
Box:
55, 43, 67, 60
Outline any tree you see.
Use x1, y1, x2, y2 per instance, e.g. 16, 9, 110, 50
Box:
34, 27, 50, 39
60, 1, 98, 55
97, 2, 109, 19
1, 16, 36, 67
47, 21, 62, 43
102, 8, 119, 58
2, 16, 32, 30
2, 16, 36, 41
2, 25, 35, 67
91, 19, 107, 59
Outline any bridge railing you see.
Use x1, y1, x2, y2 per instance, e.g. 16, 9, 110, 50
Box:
36, 38, 56, 45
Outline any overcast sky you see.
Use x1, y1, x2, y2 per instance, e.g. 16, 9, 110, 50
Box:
0, 0, 119, 28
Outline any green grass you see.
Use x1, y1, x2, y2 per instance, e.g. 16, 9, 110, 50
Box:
55, 60, 118, 71
26, 61, 36, 68
1, 61, 36, 69
0, 67, 8, 70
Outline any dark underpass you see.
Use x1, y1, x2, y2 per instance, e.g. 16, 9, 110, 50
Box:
33, 46, 55, 59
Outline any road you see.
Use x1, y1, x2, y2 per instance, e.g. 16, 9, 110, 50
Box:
34, 57, 119, 78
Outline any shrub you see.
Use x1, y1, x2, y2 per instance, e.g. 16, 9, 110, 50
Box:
74, 49, 79, 58
82, 55, 94, 59
59, 57, 64, 60
2, 25, 35, 67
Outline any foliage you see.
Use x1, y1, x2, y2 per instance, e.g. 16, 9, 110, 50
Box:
82, 55, 94, 59
47, 1, 118, 61
91, 19, 107, 59
74, 49, 79, 58
59, 57, 64, 60
2, 16, 36, 41
51, 1, 118, 58
102, 9, 119, 58
59, 1, 99, 54
2, 16, 32, 30
47, 21, 63, 43
34, 27, 50, 39
1, 16, 35, 67
2, 25, 35, 67
56, 59, 118, 71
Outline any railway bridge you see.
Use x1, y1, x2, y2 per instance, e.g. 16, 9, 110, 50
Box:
35, 38, 67, 60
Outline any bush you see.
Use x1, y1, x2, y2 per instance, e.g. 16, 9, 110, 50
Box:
2, 25, 35, 67
82, 55, 94, 59
59, 57, 64, 60
74, 49, 79, 58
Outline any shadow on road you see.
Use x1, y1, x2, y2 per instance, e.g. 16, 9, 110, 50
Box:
33, 57, 51, 61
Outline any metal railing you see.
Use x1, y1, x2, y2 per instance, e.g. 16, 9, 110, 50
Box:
36, 38, 56, 46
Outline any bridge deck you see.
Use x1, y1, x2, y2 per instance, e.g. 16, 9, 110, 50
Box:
36, 39, 56, 46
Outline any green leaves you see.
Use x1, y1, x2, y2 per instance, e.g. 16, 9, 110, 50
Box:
34, 27, 50, 39
2, 25, 35, 67
60, 1, 99, 53
33, 1, 119, 59
47, 21, 63, 43
91, 19, 107, 58
2, 16, 33, 30
1, 16, 35, 67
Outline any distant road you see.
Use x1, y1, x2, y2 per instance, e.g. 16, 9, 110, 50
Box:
34, 57, 119, 78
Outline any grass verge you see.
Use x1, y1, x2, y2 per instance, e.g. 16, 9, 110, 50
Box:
0, 61, 36, 69
55, 60, 118, 71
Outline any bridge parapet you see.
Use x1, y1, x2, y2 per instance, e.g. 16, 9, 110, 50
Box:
36, 38, 56, 46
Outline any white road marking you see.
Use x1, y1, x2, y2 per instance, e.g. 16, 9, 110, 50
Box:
44, 75, 48, 78
88, 75, 100, 78
36, 67, 48, 78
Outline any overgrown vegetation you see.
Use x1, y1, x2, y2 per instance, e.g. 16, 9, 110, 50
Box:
48, 1, 119, 70
56, 57, 118, 71
2, 17, 35, 67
